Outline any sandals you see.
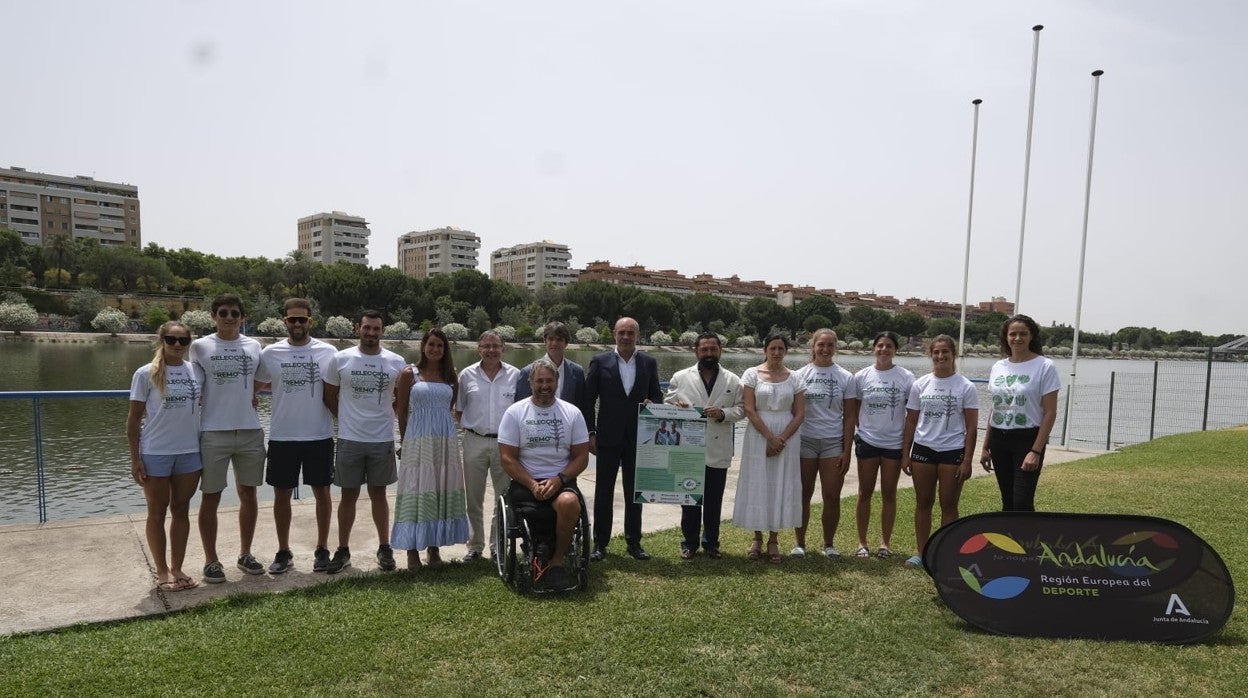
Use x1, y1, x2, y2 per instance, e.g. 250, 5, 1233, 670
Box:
156, 576, 198, 593
747, 541, 762, 561
876, 546, 892, 560
767, 541, 783, 564
855, 546, 871, 558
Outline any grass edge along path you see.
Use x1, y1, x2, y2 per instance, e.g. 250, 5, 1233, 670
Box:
0, 430, 1244, 697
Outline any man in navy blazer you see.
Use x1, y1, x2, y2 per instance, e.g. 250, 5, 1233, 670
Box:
514, 322, 588, 420
585, 317, 664, 561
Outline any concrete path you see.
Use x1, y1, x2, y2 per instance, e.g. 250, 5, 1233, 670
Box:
0, 439, 1100, 636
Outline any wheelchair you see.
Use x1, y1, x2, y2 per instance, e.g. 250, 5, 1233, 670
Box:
491, 486, 590, 594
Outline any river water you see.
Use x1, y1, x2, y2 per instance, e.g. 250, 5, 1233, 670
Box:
1, 339, 1243, 525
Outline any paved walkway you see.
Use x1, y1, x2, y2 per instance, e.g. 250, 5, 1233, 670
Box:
0, 440, 1100, 636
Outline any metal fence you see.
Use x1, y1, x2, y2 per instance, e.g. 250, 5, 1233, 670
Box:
1056, 360, 1248, 450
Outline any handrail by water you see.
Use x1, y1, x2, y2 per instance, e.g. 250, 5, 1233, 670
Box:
0, 390, 130, 523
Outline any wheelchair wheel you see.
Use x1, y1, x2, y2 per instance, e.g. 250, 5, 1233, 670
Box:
492, 495, 516, 584
574, 500, 591, 591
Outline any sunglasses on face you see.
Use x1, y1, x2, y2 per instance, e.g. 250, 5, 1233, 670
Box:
284, 316, 310, 324
163, 336, 192, 346
216, 309, 242, 319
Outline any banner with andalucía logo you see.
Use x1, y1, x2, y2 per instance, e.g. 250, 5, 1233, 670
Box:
923, 513, 1234, 643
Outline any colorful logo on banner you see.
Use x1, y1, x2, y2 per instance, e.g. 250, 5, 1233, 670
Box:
924, 513, 1234, 643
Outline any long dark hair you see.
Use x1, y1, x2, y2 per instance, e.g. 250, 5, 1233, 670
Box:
417, 327, 457, 384
998, 314, 1044, 356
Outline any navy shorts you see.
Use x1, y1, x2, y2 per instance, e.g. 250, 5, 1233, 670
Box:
266, 438, 335, 489
855, 435, 902, 461
909, 443, 965, 466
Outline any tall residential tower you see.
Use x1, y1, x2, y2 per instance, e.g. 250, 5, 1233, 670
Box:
297, 211, 370, 265
0, 166, 140, 248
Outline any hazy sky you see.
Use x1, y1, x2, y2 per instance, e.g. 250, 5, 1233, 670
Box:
8, 1, 1245, 335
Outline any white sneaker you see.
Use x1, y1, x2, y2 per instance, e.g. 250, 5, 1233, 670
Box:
823, 546, 841, 559
790, 546, 806, 558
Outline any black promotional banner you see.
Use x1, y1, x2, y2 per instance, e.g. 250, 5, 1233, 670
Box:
923, 512, 1234, 643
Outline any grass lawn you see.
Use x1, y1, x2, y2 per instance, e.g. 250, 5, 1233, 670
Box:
1, 430, 1244, 697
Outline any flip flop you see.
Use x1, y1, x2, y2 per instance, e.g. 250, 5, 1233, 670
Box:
175, 576, 199, 591
876, 546, 892, 559
855, 546, 871, 558
157, 580, 184, 593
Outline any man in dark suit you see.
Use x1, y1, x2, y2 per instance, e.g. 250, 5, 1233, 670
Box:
585, 316, 664, 561
514, 322, 588, 420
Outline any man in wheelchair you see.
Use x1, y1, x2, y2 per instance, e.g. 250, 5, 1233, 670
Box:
498, 358, 590, 591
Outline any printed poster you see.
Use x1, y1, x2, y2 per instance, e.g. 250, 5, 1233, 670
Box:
633, 403, 706, 505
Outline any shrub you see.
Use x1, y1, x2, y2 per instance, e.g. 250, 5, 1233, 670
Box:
441, 323, 469, 341
735, 335, 757, 348
384, 321, 411, 340
144, 306, 171, 331
493, 325, 516, 341
181, 309, 215, 335
650, 330, 673, 346
0, 301, 39, 335
256, 317, 286, 337
325, 316, 354, 338
679, 331, 699, 347
575, 327, 599, 344
516, 324, 535, 342
68, 288, 104, 327
91, 307, 128, 336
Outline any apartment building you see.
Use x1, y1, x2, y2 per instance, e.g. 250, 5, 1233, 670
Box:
577, 260, 774, 301
297, 211, 370, 265
490, 240, 574, 289
397, 227, 480, 278
0, 166, 140, 248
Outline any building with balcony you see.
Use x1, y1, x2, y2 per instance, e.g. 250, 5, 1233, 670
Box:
576, 261, 774, 301
0, 166, 141, 248
297, 211, 370, 265
397, 227, 480, 278
490, 240, 574, 289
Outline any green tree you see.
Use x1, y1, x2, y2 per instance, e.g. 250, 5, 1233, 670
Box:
684, 293, 740, 331
623, 292, 679, 335
67, 288, 104, 325
563, 280, 623, 325
794, 295, 841, 330
892, 311, 927, 340
144, 305, 171, 331
741, 297, 792, 339
841, 305, 892, 340
926, 317, 961, 340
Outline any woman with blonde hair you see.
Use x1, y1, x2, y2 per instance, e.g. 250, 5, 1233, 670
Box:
126, 320, 205, 591
792, 328, 853, 558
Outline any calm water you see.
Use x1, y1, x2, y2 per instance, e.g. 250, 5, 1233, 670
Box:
1, 339, 1243, 525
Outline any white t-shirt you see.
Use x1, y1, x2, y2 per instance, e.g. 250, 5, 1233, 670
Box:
795, 362, 854, 440
906, 373, 980, 452
847, 364, 916, 449
255, 338, 337, 441
498, 398, 590, 479
456, 360, 520, 434
190, 333, 263, 431
988, 355, 1061, 430
323, 346, 407, 443
129, 362, 205, 455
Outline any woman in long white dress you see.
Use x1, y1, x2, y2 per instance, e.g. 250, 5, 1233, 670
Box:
733, 333, 806, 564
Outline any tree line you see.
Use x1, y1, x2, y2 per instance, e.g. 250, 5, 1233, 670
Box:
0, 228, 1238, 349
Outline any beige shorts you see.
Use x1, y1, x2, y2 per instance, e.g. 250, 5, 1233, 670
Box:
199, 429, 267, 494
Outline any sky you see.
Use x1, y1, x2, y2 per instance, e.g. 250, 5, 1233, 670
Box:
8, 1, 1246, 336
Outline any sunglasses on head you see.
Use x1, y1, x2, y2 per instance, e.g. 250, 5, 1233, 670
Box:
163, 336, 192, 346
284, 316, 310, 324
216, 309, 242, 318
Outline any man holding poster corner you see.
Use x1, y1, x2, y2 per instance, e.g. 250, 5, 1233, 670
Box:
665, 332, 745, 560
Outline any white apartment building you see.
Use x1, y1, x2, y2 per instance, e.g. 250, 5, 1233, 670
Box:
297, 211, 370, 265
490, 240, 574, 289
397, 227, 480, 278
0, 166, 141, 248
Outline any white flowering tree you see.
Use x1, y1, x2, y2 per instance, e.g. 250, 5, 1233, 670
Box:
493, 324, 516, 341
0, 301, 38, 335
256, 317, 286, 337
650, 330, 673, 346
181, 309, 215, 335
384, 321, 411, 339
91, 307, 129, 336
735, 335, 757, 348
441, 322, 469, 341
679, 331, 699, 347
575, 327, 599, 344
325, 316, 354, 338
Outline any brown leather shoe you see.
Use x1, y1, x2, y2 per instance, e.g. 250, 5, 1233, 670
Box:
679, 547, 695, 560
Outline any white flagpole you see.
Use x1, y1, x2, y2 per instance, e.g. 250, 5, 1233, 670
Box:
958, 99, 983, 358
1013, 24, 1044, 314
1063, 70, 1105, 447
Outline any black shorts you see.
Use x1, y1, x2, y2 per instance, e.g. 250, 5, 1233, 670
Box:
266, 438, 335, 489
909, 443, 965, 466
507, 479, 581, 540
855, 435, 902, 461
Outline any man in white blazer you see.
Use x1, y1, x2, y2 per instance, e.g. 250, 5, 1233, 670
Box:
665, 332, 745, 559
